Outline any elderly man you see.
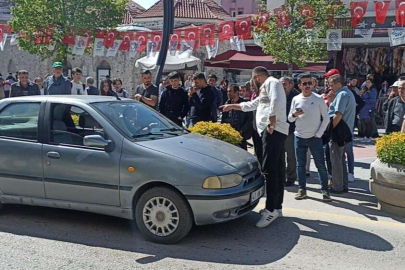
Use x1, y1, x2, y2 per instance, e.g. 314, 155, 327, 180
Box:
10, 70, 40, 97
43, 62, 72, 95
385, 81, 405, 133
221, 67, 289, 228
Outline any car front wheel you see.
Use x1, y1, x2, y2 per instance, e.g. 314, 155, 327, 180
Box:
135, 187, 193, 244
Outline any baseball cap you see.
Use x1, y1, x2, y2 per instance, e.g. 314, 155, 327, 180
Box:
391, 81, 400, 87
52, 62, 64, 68
323, 69, 340, 78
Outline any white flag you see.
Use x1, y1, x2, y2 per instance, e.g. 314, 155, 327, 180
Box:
230, 36, 246, 52
0, 34, 8, 51
253, 33, 263, 48
206, 38, 219, 59
180, 40, 194, 54
326, 29, 342, 51
147, 41, 159, 58
48, 42, 56, 51
169, 40, 179, 56
354, 28, 374, 40
106, 40, 122, 57
389, 28, 405, 47
72, 36, 88, 56
10, 34, 18, 46
93, 38, 105, 57
305, 29, 318, 45
129, 40, 140, 59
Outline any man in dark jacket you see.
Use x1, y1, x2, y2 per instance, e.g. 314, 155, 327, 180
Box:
221, 84, 253, 150
384, 81, 405, 133
188, 73, 215, 126
159, 72, 190, 126
43, 62, 72, 95
10, 70, 40, 97
207, 74, 223, 122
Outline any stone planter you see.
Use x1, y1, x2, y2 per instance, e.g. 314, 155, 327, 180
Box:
370, 159, 405, 217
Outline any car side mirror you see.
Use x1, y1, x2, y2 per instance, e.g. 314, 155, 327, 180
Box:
84, 135, 114, 152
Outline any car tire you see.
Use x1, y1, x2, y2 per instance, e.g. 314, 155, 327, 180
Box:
135, 186, 193, 244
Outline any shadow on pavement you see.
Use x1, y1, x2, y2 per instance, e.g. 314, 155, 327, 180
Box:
354, 162, 371, 170
0, 204, 394, 265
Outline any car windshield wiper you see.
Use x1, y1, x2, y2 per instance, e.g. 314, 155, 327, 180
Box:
132, 132, 165, 139
158, 128, 188, 133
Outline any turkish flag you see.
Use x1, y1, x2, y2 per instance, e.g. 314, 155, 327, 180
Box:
7, 25, 12, 34
184, 27, 200, 49
35, 29, 44, 44
199, 24, 215, 46
62, 28, 76, 45
151, 31, 163, 51
274, 8, 290, 28
301, 6, 315, 29
235, 18, 252, 40
135, 31, 149, 52
374, 1, 391, 24
104, 30, 118, 48
218, 21, 234, 42
44, 27, 54, 44
256, 12, 270, 31
396, 0, 405, 26
119, 32, 134, 51
0, 25, 4, 43
170, 29, 182, 50
81, 29, 93, 47
96, 30, 106, 39
350, 1, 368, 28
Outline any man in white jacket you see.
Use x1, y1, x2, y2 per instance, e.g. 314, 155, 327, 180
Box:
288, 73, 331, 202
221, 66, 288, 228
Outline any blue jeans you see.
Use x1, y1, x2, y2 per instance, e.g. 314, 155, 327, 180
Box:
345, 141, 354, 174
295, 136, 329, 191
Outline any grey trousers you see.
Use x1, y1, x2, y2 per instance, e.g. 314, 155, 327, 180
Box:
284, 133, 297, 183
330, 141, 348, 192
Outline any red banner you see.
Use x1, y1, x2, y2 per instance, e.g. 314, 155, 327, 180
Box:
151, 31, 163, 51
0, 25, 5, 43
104, 30, 118, 48
374, 1, 391, 24
199, 24, 215, 46
274, 8, 290, 28
256, 12, 269, 31
301, 6, 314, 29
80, 29, 93, 47
184, 27, 200, 49
135, 31, 149, 52
396, 0, 405, 26
62, 28, 76, 45
235, 18, 251, 40
96, 30, 105, 39
170, 29, 182, 50
218, 21, 234, 42
350, 1, 368, 28
119, 32, 134, 51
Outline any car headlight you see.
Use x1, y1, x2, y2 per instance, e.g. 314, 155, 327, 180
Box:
203, 174, 243, 189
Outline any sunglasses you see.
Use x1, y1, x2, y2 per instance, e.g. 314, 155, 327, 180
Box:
301, 82, 313, 86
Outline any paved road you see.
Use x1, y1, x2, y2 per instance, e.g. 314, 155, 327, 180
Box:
0, 138, 404, 270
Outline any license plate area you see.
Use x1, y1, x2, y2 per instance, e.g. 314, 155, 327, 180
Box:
250, 186, 264, 203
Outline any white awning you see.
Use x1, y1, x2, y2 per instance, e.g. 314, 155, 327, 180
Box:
135, 51, 201, 70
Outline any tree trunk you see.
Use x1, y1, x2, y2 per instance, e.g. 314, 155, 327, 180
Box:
288, 62, 293, 77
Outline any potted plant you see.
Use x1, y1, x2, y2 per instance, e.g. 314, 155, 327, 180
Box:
370, 132, 405, 217
189, 122, 243, 146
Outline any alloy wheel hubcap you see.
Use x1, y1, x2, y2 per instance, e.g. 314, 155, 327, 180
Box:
143, 197, 179, 237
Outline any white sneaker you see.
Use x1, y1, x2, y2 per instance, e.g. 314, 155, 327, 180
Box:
348, 173, 355, 183
255, 210, 279, 228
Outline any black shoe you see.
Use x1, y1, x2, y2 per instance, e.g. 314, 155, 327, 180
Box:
330, 188, 344, 194
343, 188, 349, 193
306, 172, 310, 177
285, 181, 295, 187
322, 190, 332, 202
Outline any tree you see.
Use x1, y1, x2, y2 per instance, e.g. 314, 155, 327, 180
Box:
254, 0, 347, 76
9, 0, 127, 61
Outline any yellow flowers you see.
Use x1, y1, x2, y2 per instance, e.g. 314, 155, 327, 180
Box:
71, 114, 80, 126
189, 122, 243, 146
376, 132, 405, 166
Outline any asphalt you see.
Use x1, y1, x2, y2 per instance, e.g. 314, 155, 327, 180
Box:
0, 136, 404, 270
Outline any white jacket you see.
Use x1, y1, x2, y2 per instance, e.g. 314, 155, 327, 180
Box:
240, 77, 289, 136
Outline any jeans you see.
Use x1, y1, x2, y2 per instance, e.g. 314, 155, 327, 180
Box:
330, 141, 348, 192
295, 137, 329, 191
262, 130, 287, 212
325, 144, 332, 176
345, 141, 354, 174
284, 133, 297, 183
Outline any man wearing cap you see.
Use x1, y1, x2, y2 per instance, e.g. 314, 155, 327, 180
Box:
384, 81, 405, 134
43, 62, 72, 95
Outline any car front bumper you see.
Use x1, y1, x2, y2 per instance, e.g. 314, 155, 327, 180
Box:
185, 176, 265, 225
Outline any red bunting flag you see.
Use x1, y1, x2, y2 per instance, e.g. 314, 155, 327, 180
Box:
274, 8, 290, 28
44, 26, 54, 44
80, 29, 93, 47
184, 27, 200, 49
396, 0, 405, 26
0, 25, 5, 43
218, 21, 234, 42
7, 25, 12, 34
135, 31, 149, 52
35, 29, 44, 44
374, 1, 391, 24
256, 12, 270, 31
170, 29, 182, 50
104, 30, 118, 48
350, 1, 368, 28
96, 30, 106, 39
151, 31, 163, 51
199, 24, 215, 46
235, 17, 252, 40
62, 28, 76, 45
119, 32, 134, 51
300, 6, 314, 29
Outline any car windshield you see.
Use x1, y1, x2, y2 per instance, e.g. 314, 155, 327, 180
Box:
92, 101, 187, 140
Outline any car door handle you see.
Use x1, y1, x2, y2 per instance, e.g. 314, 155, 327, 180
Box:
47, 151, 61, 159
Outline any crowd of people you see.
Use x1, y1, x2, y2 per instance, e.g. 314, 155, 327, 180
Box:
1, 62, 405, 229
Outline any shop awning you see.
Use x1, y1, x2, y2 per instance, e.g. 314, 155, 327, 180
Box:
205, 46, 328, 72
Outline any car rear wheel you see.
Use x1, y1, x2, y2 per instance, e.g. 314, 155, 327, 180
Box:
135, 187, 193, 244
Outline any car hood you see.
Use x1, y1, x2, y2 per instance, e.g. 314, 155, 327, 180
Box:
136, 133, 258, 175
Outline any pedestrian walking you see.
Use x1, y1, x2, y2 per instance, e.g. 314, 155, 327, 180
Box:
113, 78, 130, 98
188, 73, 216, 126
0, 76, 6, 100
100, 79, 117, 97
33, 77, 45, 95
159, 72, 190, 126
220, 66, 289, 228
184, 75, 193, 90
85, 77, 100, 95
207, 74, 223, 122
43, 62, 72, 95
359, 80, 377, 142
288, 73, 330, 201
384, 81, 405, 133
134, 70, 159, 109
71, 68, 87, 95
9, 70, 40, 97
221, 84, 253, 150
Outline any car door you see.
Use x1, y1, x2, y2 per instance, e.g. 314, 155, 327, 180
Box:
0, 101, 46, 198
41, 102, 121, 206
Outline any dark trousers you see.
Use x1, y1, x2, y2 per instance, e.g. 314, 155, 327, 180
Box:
252, 129, 263, 167
262, 130, 287, 212
240, 139, 247, 150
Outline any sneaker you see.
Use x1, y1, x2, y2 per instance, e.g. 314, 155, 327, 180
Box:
277, 209, 283, 217
295, 189, 307, 200
348, 173, 355, 183
285, 181, 295, 187
255, 210, 279, 228
322, 190, 332, 202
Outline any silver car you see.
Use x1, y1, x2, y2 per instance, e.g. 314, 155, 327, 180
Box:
0, 96, 264, 244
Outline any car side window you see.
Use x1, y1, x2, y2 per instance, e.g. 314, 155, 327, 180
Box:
50, 104, 105, 147
0, 103, 41, 141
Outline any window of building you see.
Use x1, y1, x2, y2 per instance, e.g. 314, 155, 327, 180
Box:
230, 9, 236, 17
238, 8, 244, 15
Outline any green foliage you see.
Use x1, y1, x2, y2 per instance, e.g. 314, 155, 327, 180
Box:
189, 122, 243, 146
376, 132, 405, 166
9, 0, 127, 61
254, 0, 348, 75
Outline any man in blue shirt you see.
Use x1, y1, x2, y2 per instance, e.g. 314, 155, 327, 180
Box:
327, 75, 356, 194
43, 62, 72, 95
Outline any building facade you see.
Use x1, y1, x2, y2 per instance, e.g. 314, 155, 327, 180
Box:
215, 0, 260, 16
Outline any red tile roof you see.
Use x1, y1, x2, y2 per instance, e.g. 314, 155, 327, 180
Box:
134, 0, 230, 20
123, 1, 146, 24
